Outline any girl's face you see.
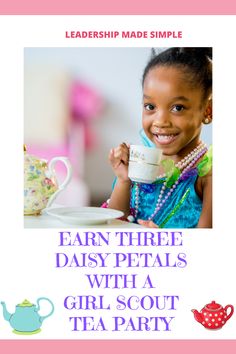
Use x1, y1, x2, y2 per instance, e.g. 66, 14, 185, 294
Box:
142, 66, 211, 160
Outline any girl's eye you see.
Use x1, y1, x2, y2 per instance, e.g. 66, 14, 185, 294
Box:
172, 104, 185, 112
144, 104, 155, 111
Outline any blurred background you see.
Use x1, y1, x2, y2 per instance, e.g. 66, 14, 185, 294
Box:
24, 47, 212, 207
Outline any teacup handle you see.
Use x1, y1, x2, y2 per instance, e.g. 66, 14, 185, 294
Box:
224, 304, 234, 321
36, 297, 55, 321
47, 157, 72, 208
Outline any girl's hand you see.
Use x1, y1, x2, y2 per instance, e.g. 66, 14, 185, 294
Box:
138, 219, 159, 228
109, 143, 130, 181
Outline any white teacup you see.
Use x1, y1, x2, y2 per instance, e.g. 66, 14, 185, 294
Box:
128, 145, 162, 184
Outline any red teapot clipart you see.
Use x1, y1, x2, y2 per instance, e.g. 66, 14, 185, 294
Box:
192, 301, 234, 330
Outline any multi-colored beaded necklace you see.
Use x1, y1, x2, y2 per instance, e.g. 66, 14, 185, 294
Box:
128, 142, 208, 223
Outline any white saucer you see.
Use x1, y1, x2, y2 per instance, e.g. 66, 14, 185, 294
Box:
44, 207, 124, 225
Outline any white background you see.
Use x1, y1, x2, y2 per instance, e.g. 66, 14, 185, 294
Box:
0, 15, 235, 339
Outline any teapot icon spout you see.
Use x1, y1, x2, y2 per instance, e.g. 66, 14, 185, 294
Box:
191, 309, 203, 324
1, 301, 12, 322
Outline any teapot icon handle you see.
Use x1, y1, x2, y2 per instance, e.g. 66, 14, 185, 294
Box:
36, 297, 55, 321
224, 304, 234, 321
46, 157, 72, 207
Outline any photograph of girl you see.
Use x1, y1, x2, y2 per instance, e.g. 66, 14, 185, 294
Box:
24, 47, 212, 229
105, 47, 212, 228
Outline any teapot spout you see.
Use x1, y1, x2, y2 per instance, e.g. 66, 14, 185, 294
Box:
1, 301, 12, 322
191, 309, 203, 323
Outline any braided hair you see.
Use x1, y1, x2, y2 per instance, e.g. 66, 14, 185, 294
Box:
142, 47, 212, 100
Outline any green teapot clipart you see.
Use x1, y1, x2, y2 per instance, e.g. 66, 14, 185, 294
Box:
1, 298, 54, 334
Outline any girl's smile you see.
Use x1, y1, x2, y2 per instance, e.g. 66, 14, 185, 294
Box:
152, 133, 178, 145
142, 66, 209, 161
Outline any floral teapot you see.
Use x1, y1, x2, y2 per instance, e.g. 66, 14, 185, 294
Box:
24, 145, 72, 215
192, 300, 234, 330
1, 298, 54, 334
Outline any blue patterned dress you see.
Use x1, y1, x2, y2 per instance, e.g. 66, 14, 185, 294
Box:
130, 173, 202, 228
108, 130, 211, 228
128, 130, 211, 228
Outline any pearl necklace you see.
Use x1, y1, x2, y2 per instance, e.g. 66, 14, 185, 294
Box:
128, 142, 208, 223
157, 142, 207, 179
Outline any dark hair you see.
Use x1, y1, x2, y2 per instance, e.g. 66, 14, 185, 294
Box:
142, 47, 212, 100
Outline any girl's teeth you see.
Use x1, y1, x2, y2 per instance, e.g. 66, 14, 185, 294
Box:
157, 135, 175, 141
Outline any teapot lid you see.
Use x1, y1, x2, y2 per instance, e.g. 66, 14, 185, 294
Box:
205, 300, 222, 311
24, 144, 47, 167
17, 299, 34, 307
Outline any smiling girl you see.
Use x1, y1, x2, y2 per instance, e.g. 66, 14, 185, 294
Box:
107, 47, 212, 228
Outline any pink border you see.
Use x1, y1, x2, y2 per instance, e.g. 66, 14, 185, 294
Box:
0, 0, 236, 14
0, 340, 236, 353
2, 0, 235, 353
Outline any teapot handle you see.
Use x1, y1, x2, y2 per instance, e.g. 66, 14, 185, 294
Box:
224, 304, 234, 321
36, 297, 55, 322
46, 157, 72, 208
